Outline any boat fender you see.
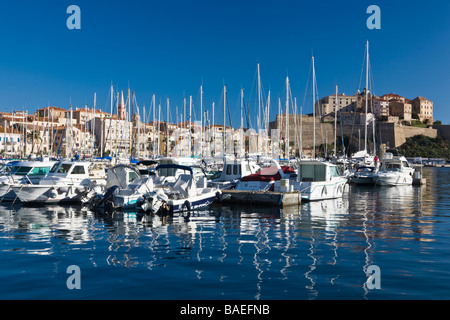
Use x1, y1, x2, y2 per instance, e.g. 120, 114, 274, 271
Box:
184, 200, 191, 212
215, 191, 222, 203
49, 189, 58, 199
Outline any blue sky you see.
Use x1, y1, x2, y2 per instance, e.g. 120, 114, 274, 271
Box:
0, 0, 449, 127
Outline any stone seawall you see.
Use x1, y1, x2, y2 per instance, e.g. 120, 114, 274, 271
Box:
433, 125, 450, 141
269, 115, 438, 152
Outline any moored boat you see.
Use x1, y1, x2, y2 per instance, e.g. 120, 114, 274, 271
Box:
292, 160, 348, 201
11, 161, 105, 204
0, 159, 57, 201
374, 154, 415, 186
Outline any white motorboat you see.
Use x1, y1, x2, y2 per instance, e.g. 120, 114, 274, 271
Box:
350, 165, 378, 186
208, 157, 260, 190
374, 154, 415, 186
11, 161, 106, 204
292, 160, 348, 201
91, 163, 222, 215
141, 164, 222, 215
89, 164, 156, 211
0, 159, 57, 201
235, 159, 296, 192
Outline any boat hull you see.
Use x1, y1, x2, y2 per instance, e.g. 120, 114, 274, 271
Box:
351, 175, 377, 185
0, 184, 16, 201
294, 178, 348, 201
11, 185, 87, 204
169, 190, 220, 213
374, 173, 413, 186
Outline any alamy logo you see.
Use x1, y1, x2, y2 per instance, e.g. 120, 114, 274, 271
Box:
66, 265, 81, 290
67, 5, 81, 30
365, 265, 381, 290
366, 5, 381, 30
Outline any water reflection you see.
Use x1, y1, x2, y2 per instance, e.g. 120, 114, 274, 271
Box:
0, 168, 447, 299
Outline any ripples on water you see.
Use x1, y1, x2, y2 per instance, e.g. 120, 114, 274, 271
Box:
0, 168, 449, 300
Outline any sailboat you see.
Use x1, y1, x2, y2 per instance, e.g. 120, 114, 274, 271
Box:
293, 56, 348, 201
350, 40, 378, 184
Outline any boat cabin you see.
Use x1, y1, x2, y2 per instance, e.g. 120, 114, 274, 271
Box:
49, 161, 92, 179
7, 161, 57, 177
216, 158, 260, 182
298, 161, 341, 182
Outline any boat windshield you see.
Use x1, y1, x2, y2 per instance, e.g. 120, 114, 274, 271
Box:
29, 167, 51, 175
300, 164, 326, 182
50, 163, 61, 173
50, 163, 72, 174
57, 164, 73, 174
10, 166, 32, 176
330, 166, 340, 177
384, 163, 401, 172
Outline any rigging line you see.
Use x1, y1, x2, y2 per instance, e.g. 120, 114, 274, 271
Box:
226, 91, 233, 129
358, 45, 367, 91
245, 100, 251, 129
302, 62, 312, 113
313, 68, 326, 155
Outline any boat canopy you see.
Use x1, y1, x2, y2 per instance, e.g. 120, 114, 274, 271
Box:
156, 164, 194, 176
106, 164, 142, 189
241, 165, 294, 182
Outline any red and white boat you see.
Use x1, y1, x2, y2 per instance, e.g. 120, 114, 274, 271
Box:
235, 160, 296, 191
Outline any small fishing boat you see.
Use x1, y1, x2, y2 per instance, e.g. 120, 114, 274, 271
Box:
235, 159, 296, 192
0, 159, 57, 201
140, 164, 222, 215
292, 160, 348, 201
11, 161, 105, 204
208, 157, 260, 190
85, 164, 155, 210
91, 164, 221, 215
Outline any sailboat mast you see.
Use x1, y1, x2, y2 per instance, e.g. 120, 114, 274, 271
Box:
266, 90, 270, 159
223, 85, 226, 156
334, 85, 338, 157
166, 98, 170, 157
312, 56, 316, 159
158, 102, 161, 157
257, 63, 262, 150
364, 40, 369, 153
212, 101, 215, 156
200, 85, 203, 157
285, 77, 289, 159
189, 95, 192, 157
278, 97, 281, 158
152, 94, 156, 158
240, 88, 244, 157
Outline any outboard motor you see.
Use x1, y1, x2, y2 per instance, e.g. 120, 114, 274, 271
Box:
100, 185, 120, 211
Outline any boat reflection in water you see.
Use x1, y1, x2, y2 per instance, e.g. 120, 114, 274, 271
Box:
0, 168, 445, 299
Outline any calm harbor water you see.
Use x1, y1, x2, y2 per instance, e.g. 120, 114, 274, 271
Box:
0, 167, 449, 300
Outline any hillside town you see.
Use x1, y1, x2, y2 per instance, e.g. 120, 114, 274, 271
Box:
0, 87, 437, 161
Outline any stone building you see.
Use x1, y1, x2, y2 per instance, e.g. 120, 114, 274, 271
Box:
316, 93, 358, 116
372, 99, 390, 119
410, 97, 434, 123
389, 101, 412, 124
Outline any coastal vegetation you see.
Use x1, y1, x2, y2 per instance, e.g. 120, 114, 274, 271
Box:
397, 134, 450, 160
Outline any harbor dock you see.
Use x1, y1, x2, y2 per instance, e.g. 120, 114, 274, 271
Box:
221, 190, 302, 208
